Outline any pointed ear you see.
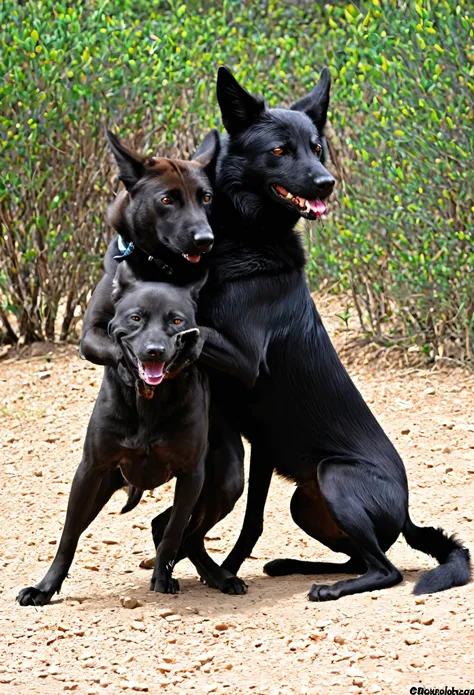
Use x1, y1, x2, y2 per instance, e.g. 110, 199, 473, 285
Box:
106, 130, 155, 191
290, 67, 331, 134
191, 129, 220, 184
183, 271, 208, 302
112, 261, 138, 302
216, 66, 265, 136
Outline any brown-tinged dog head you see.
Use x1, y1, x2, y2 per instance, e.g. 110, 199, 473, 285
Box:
106, 130, 219, 263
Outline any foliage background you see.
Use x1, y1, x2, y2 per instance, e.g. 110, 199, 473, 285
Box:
0, 0, 473, 361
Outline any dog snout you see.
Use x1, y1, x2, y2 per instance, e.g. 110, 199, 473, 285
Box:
192, 229, 214, 253
312, 173, 335, 198
145, 343, 167, 360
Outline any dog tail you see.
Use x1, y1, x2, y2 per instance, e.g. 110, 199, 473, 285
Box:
402, 516, 471, 594
120, 485, 143, 514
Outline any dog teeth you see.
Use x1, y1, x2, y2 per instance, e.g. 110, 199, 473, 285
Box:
286, 192, 293, 200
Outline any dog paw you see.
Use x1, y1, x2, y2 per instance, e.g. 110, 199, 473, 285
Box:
307, 583, 338, 602
221, 576, 247, 595
16, 586, 53, 607
150, 576, 180, 594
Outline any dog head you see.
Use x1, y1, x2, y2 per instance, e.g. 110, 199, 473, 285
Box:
109, 262, 206, 387
215, 67, 335, 222
106, 130, 219, 263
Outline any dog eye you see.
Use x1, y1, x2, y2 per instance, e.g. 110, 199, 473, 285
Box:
172, 318, 182, 325
130, 315, 141, 322
203, 192, 212, 204
313, 143, 322, 155
161, 196, 172, 205
272, 147, 285, 156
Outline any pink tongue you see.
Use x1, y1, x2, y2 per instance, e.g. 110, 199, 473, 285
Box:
307, 199, 327, 217
183, 254, 201, 263
142, 361, 165, 386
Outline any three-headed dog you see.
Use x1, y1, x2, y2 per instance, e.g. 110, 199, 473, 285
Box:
17, 264, 208, 605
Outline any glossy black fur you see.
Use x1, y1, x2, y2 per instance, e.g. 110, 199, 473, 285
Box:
152, 67, 471, 600
80, 130, 218, 370
17, 266, 211, 605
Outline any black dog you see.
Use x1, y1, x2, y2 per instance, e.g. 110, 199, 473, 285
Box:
152, 67, 471, 599
80, 129, 218, 370
17, 263, 209, 605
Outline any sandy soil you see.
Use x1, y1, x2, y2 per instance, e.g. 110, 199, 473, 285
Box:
1, 297, 474, 695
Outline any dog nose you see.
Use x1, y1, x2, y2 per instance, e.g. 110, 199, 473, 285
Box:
146, 344, 166, 359
313, 174, 335, 197
193, 230, 214, 252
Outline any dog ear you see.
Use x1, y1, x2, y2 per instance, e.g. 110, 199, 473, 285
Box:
290, 67, 331, 134
112, 261, 138, 302
216, 67, 265, 136
106, 130, 156, 191
183, 271, 209, 301
192, 129, 220, 183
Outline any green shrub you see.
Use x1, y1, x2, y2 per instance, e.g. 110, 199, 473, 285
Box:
308, 0, 474, 363
0, 0, 472, 361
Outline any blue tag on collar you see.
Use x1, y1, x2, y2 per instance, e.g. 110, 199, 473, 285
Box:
114, 236, 135, 260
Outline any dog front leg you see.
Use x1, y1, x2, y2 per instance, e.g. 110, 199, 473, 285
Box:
151, 459, 205, 594
17, 461, 122, 607
222, 446, 274, 576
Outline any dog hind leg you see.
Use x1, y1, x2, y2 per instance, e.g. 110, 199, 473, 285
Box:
307, 460, 403, 601
264, 486, 366, 577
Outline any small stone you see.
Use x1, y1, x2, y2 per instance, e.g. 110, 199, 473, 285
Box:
440, 624, 450, 630
102, 539, 119, 545
442, 446, 452, 454
39, 371, 52, 380
352, 677, 364, 687
445, 467, 453, 473
165, 614, 181, 623
64, 685, 78, 691
198, 654, 215, 665
423, 387, 436, 396
156, 664, 172, 673
404, 636, 419, 645
411, 658, 424, 668
131, 621, 146, 631
421, 617, 434, 625
34, 470, 43, 477
415, 598, 425, 605
158, 608, 175, 618
120, 596, 139, 609
78, 651, 95, 661
401, 428, 410, 435
288, 640, 306, 651
84, 563, 99, 572
214, 622, 229, 631
315, 620, 332, 629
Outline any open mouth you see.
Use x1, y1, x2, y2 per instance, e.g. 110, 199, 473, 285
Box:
271, 185, 327, 219
137, 361, 165, 386
182, 254, 201, 263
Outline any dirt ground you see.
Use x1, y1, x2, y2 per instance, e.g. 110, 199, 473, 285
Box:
1, 296, 474, 695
